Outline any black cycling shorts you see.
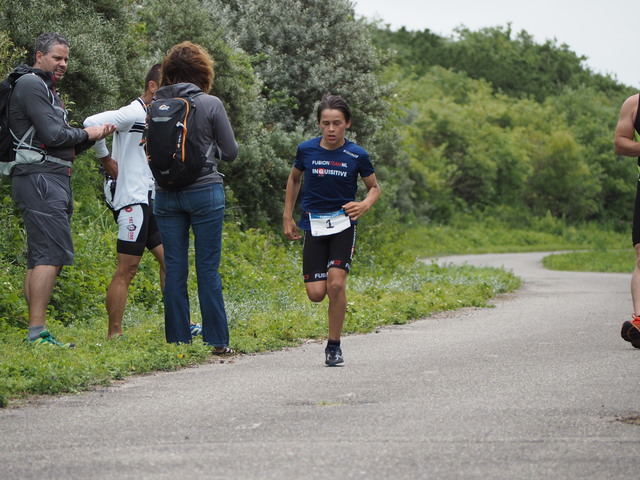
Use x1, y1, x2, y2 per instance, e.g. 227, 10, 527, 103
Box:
634, 178, 640, 246
302, 225, 356, 283
113, 200, 162, 256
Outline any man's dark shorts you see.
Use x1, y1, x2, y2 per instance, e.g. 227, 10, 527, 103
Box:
302, 225, 356, 282
113, 199, 162, 256
12, 172, 74, 269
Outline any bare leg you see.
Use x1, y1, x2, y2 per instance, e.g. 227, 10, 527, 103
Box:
106, 253, 141, 338
149, 244, 166, 293
304, 268, 348, 341
24, 265, 60, 328
326, 268, 348, 341
305, 280, 327, 303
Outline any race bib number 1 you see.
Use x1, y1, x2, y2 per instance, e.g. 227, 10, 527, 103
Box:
309, 209, 351, 237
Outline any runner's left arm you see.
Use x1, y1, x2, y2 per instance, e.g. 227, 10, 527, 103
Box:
342, 173, 380, 221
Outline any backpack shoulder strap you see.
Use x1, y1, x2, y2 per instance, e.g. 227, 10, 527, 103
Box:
186, 92, 215, 161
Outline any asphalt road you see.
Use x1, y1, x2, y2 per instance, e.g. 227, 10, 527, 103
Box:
1, 252, 639, 479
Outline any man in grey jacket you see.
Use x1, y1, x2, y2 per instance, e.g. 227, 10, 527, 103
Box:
10, 32, 115, 347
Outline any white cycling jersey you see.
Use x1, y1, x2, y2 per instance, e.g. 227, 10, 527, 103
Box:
84, 98, 154, 210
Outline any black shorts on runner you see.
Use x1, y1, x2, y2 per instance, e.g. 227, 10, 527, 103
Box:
113, 199, 162, 256
302, 225, 356, 283
633, 178, 640, 246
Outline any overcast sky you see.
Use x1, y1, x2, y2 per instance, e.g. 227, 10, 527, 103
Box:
352, 0, 639, 89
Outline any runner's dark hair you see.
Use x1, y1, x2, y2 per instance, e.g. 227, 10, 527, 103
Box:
317, 94, 351, 123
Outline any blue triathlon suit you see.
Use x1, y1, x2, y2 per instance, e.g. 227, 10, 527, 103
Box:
293, 137, 375, 281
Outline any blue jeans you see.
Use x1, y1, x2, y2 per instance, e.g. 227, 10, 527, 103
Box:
153, 184, 228, 347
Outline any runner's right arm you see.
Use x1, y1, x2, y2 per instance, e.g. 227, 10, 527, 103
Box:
283, 166, 303, 241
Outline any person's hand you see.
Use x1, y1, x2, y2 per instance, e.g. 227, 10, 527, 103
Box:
283, 217, 302, 241
84, 124, 116, 141
100, 155, 118, 179
342, 201, 368, 221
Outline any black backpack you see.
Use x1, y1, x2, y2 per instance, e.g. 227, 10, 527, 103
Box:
0, 69, 43, 176
0, 71, 26, 164
142, 93, 214, 190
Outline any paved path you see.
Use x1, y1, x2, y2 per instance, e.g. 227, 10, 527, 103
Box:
1, 252, 639, 479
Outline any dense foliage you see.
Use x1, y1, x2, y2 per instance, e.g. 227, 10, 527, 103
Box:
373, 24, 629, 101
373, 24, 636, 225
389, 68, 626, 223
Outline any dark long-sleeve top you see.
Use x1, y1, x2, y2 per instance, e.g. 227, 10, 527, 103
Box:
9, 64, 92, 176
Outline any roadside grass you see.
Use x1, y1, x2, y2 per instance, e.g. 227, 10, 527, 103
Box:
400, 212, 633, 275
399, 212, 629, 257
0, 210, 625, 407
542, 249, 634, 273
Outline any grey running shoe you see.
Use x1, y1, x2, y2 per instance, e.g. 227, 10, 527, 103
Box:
325, 345, 344, 366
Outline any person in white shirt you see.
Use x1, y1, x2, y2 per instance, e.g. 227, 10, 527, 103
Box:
84, 65, 166, 338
